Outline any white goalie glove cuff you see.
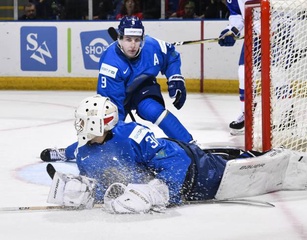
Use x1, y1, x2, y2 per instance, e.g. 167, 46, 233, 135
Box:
147, 179, 170, 206
47, 172, 97, 209
104, 179, 170, 214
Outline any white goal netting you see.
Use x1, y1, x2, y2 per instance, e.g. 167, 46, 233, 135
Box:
247, 0, 307, 152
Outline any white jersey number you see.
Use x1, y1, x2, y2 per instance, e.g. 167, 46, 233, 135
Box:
145, 135, 159, 149
100, 76, 107, 88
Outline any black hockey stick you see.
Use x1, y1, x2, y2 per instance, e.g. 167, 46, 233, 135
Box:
108, 27, 118, 41
107, 27, 243, 45
173, 91, 182, 107
171, 36, 244, 46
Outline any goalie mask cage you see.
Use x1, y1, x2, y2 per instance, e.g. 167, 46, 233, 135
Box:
245, 0, 307, 152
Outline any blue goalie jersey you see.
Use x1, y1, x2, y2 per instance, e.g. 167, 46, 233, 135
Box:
76, 121, 191, 204
76, 121, 227, 204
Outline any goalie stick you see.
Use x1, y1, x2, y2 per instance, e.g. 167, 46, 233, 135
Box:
0, 197, 274, 212
0, 198, 274, 212
0, 205, 103, 212
185, 199, 274, 207
107, 27, 244, 45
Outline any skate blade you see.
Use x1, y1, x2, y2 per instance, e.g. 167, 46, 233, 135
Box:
230, 128, 245, 136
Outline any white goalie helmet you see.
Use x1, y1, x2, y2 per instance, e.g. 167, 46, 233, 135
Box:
74, 95, 119, 147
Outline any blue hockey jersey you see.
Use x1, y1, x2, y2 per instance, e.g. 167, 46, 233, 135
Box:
76, 121, 227, 204
96, 36, 182, 120
226, 0, 249, 32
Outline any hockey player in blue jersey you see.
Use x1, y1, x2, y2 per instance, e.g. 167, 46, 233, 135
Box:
218, 0, 247, 135
45, 95, 307, 214
46, 95, 225, 209
40, 16, 193, 164
96, 16, 193, 143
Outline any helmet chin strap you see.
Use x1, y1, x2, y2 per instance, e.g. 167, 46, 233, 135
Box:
133, 48, 142, 58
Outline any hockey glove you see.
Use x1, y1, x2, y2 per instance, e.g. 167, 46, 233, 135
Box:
218, 27, 240, 47
104, 179, 170, 214
167, 75, 186, 110
47, 172, 97, 209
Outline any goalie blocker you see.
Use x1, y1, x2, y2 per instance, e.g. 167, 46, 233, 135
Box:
47, 171, 96, 209
47, 147, 307, 213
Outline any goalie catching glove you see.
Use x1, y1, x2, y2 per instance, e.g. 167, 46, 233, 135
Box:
47, 171, 97, 209
104, 179, 170, 214
167, 75, 186, 110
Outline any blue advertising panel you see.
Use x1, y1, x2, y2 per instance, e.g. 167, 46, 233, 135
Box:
80, 30, 113, 70
20, 26, 57, 71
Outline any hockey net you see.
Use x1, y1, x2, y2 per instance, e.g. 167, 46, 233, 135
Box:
245, 0, 307, 152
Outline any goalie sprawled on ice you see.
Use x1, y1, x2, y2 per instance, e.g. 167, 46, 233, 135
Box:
41, 95, 307, 214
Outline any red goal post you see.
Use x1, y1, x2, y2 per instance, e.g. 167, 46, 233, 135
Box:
244, 0, 307, 152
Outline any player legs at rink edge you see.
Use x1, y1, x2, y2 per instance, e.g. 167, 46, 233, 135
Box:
228, 50, 245, 136
43, 95, 307, 214
218, 0, 246, 135
218, 31, 245, 136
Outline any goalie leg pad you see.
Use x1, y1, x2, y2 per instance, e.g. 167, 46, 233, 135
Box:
283, 150, 307, 190
215, 148, 291, 200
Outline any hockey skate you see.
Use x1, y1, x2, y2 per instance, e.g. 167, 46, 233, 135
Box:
229, 113, 245, 136
40, 148, 67, 162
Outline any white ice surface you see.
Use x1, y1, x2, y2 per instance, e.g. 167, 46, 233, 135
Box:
1, 91, 307, 240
